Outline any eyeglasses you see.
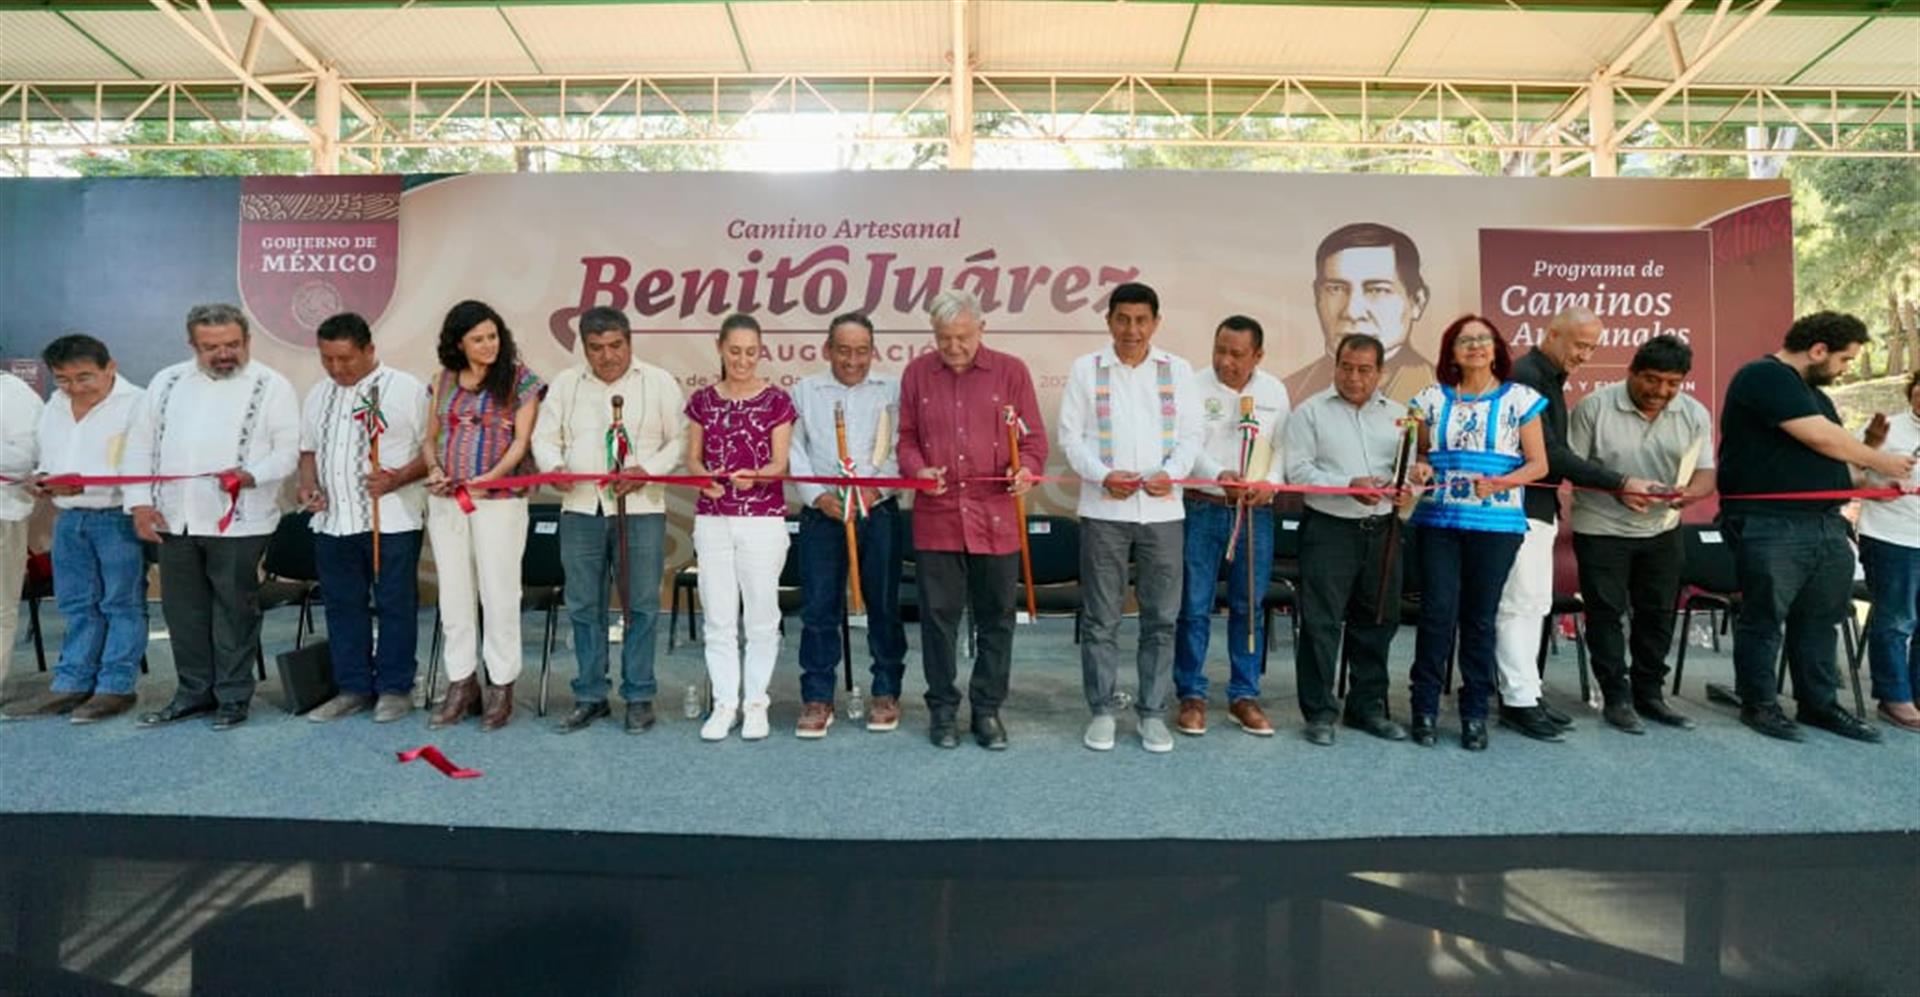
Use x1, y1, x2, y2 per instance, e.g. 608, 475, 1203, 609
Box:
1456, 335, 1496, 347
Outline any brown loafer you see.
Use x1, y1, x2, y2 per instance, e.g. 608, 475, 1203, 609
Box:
1229, 698, 1275, 736
1876, 701, 1920, 732
796, 700, 834, 738
479, 681, 515, 732
3, 689, 92, 720
866, 695, 900, 732
69, 692, 137, 724
1175, 697, 1207, 735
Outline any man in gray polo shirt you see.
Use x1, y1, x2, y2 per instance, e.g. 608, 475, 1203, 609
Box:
1568, 335, 1717, 733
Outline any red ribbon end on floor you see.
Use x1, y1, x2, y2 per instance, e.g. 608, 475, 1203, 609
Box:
397, 745, 483, 779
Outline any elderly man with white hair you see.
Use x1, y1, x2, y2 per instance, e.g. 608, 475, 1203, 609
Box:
1498, 307, 1659, 742
896, 289, 1048, 750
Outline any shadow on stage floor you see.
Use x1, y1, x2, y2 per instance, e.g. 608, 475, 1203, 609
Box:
3, 816, 1915, 995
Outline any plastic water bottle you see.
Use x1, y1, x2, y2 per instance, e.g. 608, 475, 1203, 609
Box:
846, 685, 866, 721
1111, 689, 1134, 711
1689, 614, 1717, 650
682, 682, 702, 719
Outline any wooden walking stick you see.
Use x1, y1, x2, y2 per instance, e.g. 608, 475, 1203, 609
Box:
833, 402, 867, 616
354, 382, 387, 577
1373, 418, 1419, 626
1003, 405, 1037, 623
609, 394, 633, 634
1222, 396, 1261, 654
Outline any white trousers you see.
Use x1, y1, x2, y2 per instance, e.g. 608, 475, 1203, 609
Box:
1494, 517, 1557, 707
428, 495, 528, 685
0, 519, 26, 683
694, 515, 789, 711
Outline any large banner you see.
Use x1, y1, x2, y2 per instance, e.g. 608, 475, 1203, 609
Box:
1, 171, 1792, 567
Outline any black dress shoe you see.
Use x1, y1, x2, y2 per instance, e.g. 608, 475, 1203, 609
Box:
1498, 705, 1566, 742
554, 700, 610, 734
625, 701, 656, 734
1601, 701, 1646, 735
139, 699, 215, 727
1303, 720, 1335, 746
1537, 696, 1574, 730
1797, 706, 1882, 743
1634, 696, 1695, 730
1410, 714, 1438, 747
972, 714, 1008, 750
210, 704, 249, 731
930, 718, 960, 749
1344, 713, 1407, 741
1461, 717, 1488, 751
1740, 703, 1803, 741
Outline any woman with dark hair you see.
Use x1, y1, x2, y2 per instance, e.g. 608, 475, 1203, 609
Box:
1858, 368, 1920, 731
684, 313, 797, 742
1404, 315, 1548, 750
423, 300, 545, 731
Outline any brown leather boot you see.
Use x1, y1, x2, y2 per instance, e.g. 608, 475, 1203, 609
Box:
428, 677, 479, 729
480, 682, 515, 732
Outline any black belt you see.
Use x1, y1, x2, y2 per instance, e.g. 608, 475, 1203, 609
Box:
1307, 509, 1397, 532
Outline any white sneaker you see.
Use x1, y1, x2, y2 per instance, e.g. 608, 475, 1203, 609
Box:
741, 706, 770, 741
1083, 714, 1116, 751
1140, 717, 1174, 754
700, 707, 737, 741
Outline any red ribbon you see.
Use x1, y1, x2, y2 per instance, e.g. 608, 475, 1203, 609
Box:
214, 471, 244, 533
397, 745, 483, 779
451, 484, 477, 514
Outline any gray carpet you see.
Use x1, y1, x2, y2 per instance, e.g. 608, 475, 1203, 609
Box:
4, 607, 1916, 842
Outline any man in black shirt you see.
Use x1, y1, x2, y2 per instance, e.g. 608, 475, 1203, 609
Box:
1720, 312, 1916, 742
1497, 308, 1658, 740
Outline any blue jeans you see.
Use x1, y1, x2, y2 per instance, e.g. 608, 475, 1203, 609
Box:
797, 501, 907, 703
560, 511, 665, 704
1409, 526, 1523, 721
1860, 535, 1920, 704
313, 530, 421, 696
50, 509, 148, 696
1174, 500, 1272, 702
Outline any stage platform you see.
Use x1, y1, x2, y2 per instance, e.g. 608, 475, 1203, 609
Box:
3, 611, 1916, 994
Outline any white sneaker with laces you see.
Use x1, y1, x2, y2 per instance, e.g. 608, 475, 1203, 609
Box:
700, 707, 737, 742
741, 706, 770, 741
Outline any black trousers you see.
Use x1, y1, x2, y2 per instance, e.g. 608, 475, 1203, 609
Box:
1573, 529, 1684, 703
1295, 511, 1401, 723
917, 550, 1018, 720
156, 533, 271, 708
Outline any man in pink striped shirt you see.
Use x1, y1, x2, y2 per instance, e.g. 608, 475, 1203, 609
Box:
898, 289, 1048, 750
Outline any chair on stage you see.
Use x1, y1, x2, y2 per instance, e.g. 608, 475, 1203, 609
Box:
423, 504, 566, 715
667, 516, 807, 649
21, 549, 52, 672
1018, 514, 1084, 637
1670, 522, 1866, 717
1536, 592, 1593, 705
1258, 513, 1303, 670
256, 511, 322, 681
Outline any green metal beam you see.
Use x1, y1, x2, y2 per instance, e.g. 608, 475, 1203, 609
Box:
51, 9, 144, 78
1381, 7, 1430, 76
1172, 2, 1199, 73
722, 1, 751, 73
1783, 14, 1879, 83
496, 5, 545, 74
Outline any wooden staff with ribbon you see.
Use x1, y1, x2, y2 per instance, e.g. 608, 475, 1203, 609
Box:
609, 394, 634, 634
1373, 417, 1420, 625
833, 402, 867, 617
1003, 405, 1037, 622
1222, 396, 1261, 653
353, 382, 387, 576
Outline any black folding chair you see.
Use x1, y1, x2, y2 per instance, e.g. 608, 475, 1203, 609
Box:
424, 505, 566, 714
1671, 523, 1738, 696
256, 511, 322, 680
1258, 513, 1303, 670
1536, 592, 1593, 704
1018, 514, 1085, 637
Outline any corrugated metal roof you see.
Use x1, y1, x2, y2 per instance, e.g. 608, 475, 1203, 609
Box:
276, 6, 538, 78
0, 11, 142, 80
65, 8, 304, 81
1177, 5, 1424, 76
976, 1, 1191, 72
1795, 17, 1920, 85
1391, 9, 1644, 81
503, 3, 747, 75
731, 1, 949, 74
